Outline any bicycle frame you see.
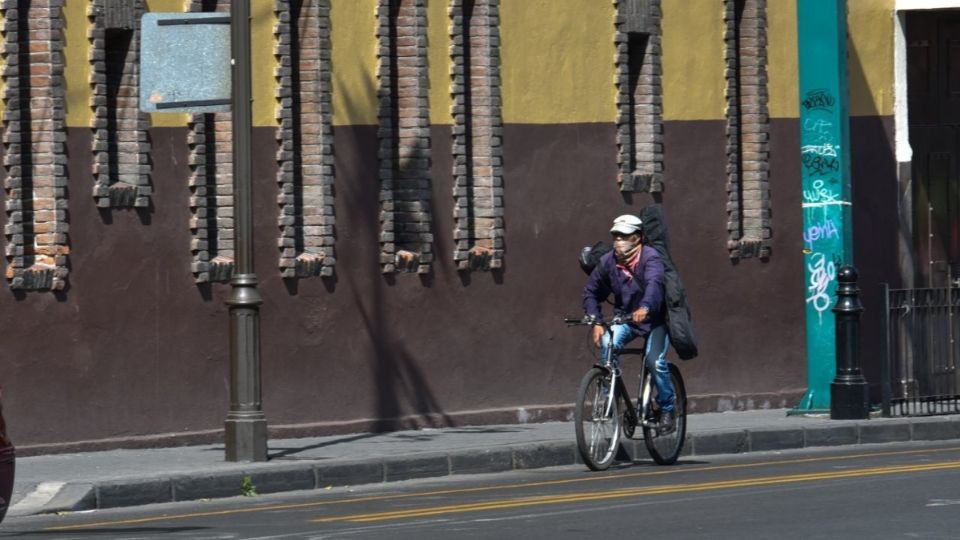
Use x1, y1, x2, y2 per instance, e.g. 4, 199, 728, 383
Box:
594, 326, 656, 433
568, 314, 686, 467
564, 315, 664, 433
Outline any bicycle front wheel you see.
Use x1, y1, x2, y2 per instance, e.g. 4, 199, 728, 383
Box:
574, 367, 621, 471
642, 363, 687, 465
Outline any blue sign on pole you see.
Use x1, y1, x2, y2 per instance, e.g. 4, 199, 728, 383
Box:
140, 13, 231, 114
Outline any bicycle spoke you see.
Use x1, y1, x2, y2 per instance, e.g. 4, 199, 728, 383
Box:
642, 365, 687, 465
575, 368, 620, 471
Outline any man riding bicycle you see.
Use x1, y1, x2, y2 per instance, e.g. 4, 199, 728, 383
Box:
582, 214, 676, 432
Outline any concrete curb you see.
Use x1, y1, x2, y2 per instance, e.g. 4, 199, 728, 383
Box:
10, 416, 960, 517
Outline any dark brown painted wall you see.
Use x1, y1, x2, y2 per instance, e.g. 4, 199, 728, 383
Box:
849, 116, 901, 396
0, 117, 899, 450
2, 129, 228, 447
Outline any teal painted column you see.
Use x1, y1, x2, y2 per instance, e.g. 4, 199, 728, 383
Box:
795, 0, 853, 411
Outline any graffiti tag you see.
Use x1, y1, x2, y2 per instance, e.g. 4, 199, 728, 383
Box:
802, 179, 849, 210
802, 89, 835, 112
803, 119, 836, 146
802, 153, 840, 176
801, 143, 838, 157
803, 218, 840, 249
803, 118, 833, 134
806, 252, 837, 318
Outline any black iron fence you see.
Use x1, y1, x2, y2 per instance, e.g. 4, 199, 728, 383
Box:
882, 285, 960, 416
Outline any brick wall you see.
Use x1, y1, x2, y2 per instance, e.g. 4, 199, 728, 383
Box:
724, 0, 771, 259
275, 0, 335, 279
377, 0, 433, 275
89, 0, 151, 209
450, 0, 503, 272
1, 0, 69, 291
614, 0, 663, 193
187, 0, 234, 283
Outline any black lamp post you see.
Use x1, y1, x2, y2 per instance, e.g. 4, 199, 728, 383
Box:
830, 266, 870, 420
224, 0, 267, 461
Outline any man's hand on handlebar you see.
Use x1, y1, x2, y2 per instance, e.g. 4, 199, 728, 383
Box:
569, 314, 645, 347
591, 325, 604, 347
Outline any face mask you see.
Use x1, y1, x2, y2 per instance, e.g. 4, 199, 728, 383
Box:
614, 238, 639, 259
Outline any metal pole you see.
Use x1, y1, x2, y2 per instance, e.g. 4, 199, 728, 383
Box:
830, 266, 869, 419
795, 0, 854, 412
225, 0, 267, 462
881, 283, 892, 417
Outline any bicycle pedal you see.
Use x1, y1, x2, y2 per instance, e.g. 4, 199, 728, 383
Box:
622, 413, 637, 438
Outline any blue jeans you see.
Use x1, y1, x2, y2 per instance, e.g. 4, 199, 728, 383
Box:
601, 324, 675, 412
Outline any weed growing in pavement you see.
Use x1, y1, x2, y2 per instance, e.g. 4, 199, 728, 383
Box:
241, 476, 258, 497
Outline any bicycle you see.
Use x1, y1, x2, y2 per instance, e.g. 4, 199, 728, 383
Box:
564, 315, 687, 471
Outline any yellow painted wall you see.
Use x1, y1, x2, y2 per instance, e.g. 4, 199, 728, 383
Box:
330, 0, 378, 126
63, 0, 276, 128
251, 1, 277, 126
500, 0, 617, 124
63, 1, 93, 128
64, 0, 189, 128
768, 1, 799, 119
55, 0, 896, 130
768, 0, 894, 118
270, 0, 895, 124
145, 1, 186, 13
661, 0, 726, 121
661, 0, 894, 121
848, 0, 894, 117
428, 0, 452, 126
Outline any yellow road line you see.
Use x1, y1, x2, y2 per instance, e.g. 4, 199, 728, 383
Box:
314, 460, 960, 523
44, 445, 960, 531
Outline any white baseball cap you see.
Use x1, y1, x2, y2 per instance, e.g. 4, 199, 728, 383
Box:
610, 214, 643, 235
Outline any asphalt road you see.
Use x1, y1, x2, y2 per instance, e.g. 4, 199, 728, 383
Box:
5, 440, 960, 539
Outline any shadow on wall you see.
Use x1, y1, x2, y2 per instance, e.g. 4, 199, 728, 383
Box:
343, 168, 454, 430
353, 285, 453, 431
333, 59, 453, 430
847, 37, 901, 398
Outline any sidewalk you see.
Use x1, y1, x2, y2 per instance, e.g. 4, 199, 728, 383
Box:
8, 409, 960, 517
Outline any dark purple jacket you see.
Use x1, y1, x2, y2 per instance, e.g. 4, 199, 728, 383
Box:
582, 246, 666, 335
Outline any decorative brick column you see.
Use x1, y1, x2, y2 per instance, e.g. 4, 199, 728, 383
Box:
450, 0, 503, 271
275, 0, 335, 278
1, 0, 69, 291
187, 0, 234, 283
614, 0, 663, 193
724, 0, 771, 259
376, 0, 433, 275
89, 0, 152, 209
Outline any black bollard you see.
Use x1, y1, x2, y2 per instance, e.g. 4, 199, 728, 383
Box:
830, 266, 870, 419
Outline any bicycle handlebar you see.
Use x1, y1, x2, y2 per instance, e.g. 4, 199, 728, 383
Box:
563, 315, 629, 327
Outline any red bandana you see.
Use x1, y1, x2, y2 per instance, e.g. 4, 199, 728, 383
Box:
615, 248, 640, 281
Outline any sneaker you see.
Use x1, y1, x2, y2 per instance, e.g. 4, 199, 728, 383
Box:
659, 409, 676, 434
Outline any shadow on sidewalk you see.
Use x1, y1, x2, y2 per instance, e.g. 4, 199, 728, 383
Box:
387, 426, 534, 441
264, 426, 539, 459
267, 432, 385, 460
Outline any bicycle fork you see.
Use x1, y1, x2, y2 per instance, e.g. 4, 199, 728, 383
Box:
599, 347, 640, 434
633, 360, 665, 432
637, 363, 669, 433
603, 367, 640, 433
603, 369, 618, 418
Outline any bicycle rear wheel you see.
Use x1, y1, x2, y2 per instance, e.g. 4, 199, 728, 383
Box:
574, 367, 621, 471
641, 363, 687, 465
